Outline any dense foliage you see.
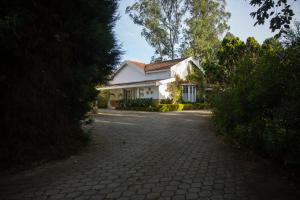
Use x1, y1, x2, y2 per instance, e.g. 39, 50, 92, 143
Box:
212, 24, 300, 164
167, 75, 184, 103
182, 0, 230, 61
117, 98, 154, 109
0, 0, 120, 169
126, 0, 230, 61
158, 103, 209, 112
249, 0, 297, 35
126, 0, 184, 60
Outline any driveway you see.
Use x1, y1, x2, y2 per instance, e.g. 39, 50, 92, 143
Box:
0, 110, 299, 200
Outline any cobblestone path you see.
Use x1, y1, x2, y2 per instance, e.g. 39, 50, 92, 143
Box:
0, 110, 299, 200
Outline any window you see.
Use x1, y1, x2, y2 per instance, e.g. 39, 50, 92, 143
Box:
182, 85, 196, 102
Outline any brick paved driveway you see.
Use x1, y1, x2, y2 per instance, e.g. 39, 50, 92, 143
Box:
0, 110, 299, 200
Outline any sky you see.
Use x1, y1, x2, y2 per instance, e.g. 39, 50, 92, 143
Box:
114, 0, 300, 63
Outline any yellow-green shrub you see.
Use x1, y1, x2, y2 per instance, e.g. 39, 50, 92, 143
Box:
158, 104, 179, 112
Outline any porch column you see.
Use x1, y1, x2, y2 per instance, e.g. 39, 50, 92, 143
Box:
136, 88, 139, 98
107, 92, 113, 109
194, 87, 197, 102
188, 85, 190, 102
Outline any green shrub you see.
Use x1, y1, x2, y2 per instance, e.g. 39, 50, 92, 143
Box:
212, 32, 300, 165
179, 104, 193, 110
116, 101, 210, 112
160, 98, 173, 104
158, 104, 179, 112
117, 98, 153, 109
158, 103, 208, 112
192, 102, 210, 109
97, 92, 109, 108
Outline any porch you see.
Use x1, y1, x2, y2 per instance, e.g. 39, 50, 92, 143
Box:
98, 79, 198, 108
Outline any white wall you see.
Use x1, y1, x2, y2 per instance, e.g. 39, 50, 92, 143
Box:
171, 58, 201, 80
109, 63, 145, 85
138, 86, 159, 99
145, 70, 170, 81
158, 83, 172, 99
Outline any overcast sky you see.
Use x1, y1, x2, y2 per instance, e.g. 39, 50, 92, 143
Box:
114, 0, 300, 63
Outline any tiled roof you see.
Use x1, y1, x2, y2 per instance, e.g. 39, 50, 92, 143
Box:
145, 58, 186, 72
127, 60, 145, 70
128, 58, 186, 72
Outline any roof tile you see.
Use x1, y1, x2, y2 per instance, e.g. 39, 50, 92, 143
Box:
128, 58, 186, 72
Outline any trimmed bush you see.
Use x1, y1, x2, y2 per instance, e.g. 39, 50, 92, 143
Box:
160, 98, 173, 104
158, 103, 209, 112
116, 98, 154, 110
116, 101, 210, 112
158, 104, 179, 112
192, 102, 210, 109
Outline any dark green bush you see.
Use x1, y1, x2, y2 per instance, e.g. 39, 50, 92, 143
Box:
0, 0, 120, 169
212, 31, 300, 165
158, 104, 179, 112
117, 106, 159, 112
97, 92, 109, 108
192, 102, 210, 109
158, 103, 209, 112
117, 98, 153, 109
160, 98, 173, 104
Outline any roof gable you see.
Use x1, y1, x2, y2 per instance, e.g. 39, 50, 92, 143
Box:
144, 58, 187, 72
125, 58, 188, 72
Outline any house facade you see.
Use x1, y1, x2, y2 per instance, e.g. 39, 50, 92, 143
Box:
98, 57, 202, 108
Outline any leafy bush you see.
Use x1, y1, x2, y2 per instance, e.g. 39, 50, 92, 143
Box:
179, 104, 193, 110
97, 91, 109, 108
158, 103, 209, 112
158, 104, 179, 112
212, 30, 300, 165
192, 102, 210, 109
117, 98, 153, 109
160, 98, 173, 104
117, 106, 159, 112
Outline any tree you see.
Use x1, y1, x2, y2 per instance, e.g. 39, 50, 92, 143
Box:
249, 0, 297, 35
182, 0, 230, 61
0, 0, 120, 169
126, 0, 185, 60
212, 26, 300, 164
217, 36, 246, 86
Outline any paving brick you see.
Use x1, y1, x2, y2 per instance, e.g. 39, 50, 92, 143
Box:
1, 110, 300, 200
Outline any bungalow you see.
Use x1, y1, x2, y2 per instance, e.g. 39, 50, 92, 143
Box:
98, 57, 203, 108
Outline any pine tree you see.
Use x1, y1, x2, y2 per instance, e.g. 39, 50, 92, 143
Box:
0, 0, 121, 169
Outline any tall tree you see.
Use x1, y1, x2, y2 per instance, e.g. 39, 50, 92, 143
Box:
0, 0, 120, 169
217, 35, 246, 86
182, 0, 230, 61
249, 0, 297, 35
126, 0, 185, 61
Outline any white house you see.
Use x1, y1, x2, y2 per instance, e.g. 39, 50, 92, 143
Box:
98, 57, 202, 108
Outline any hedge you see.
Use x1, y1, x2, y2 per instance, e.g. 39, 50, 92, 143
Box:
116, 101, 210, 112
117, 106, 159, 112
158, 102, 209, 112
117, 98, 153, 109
